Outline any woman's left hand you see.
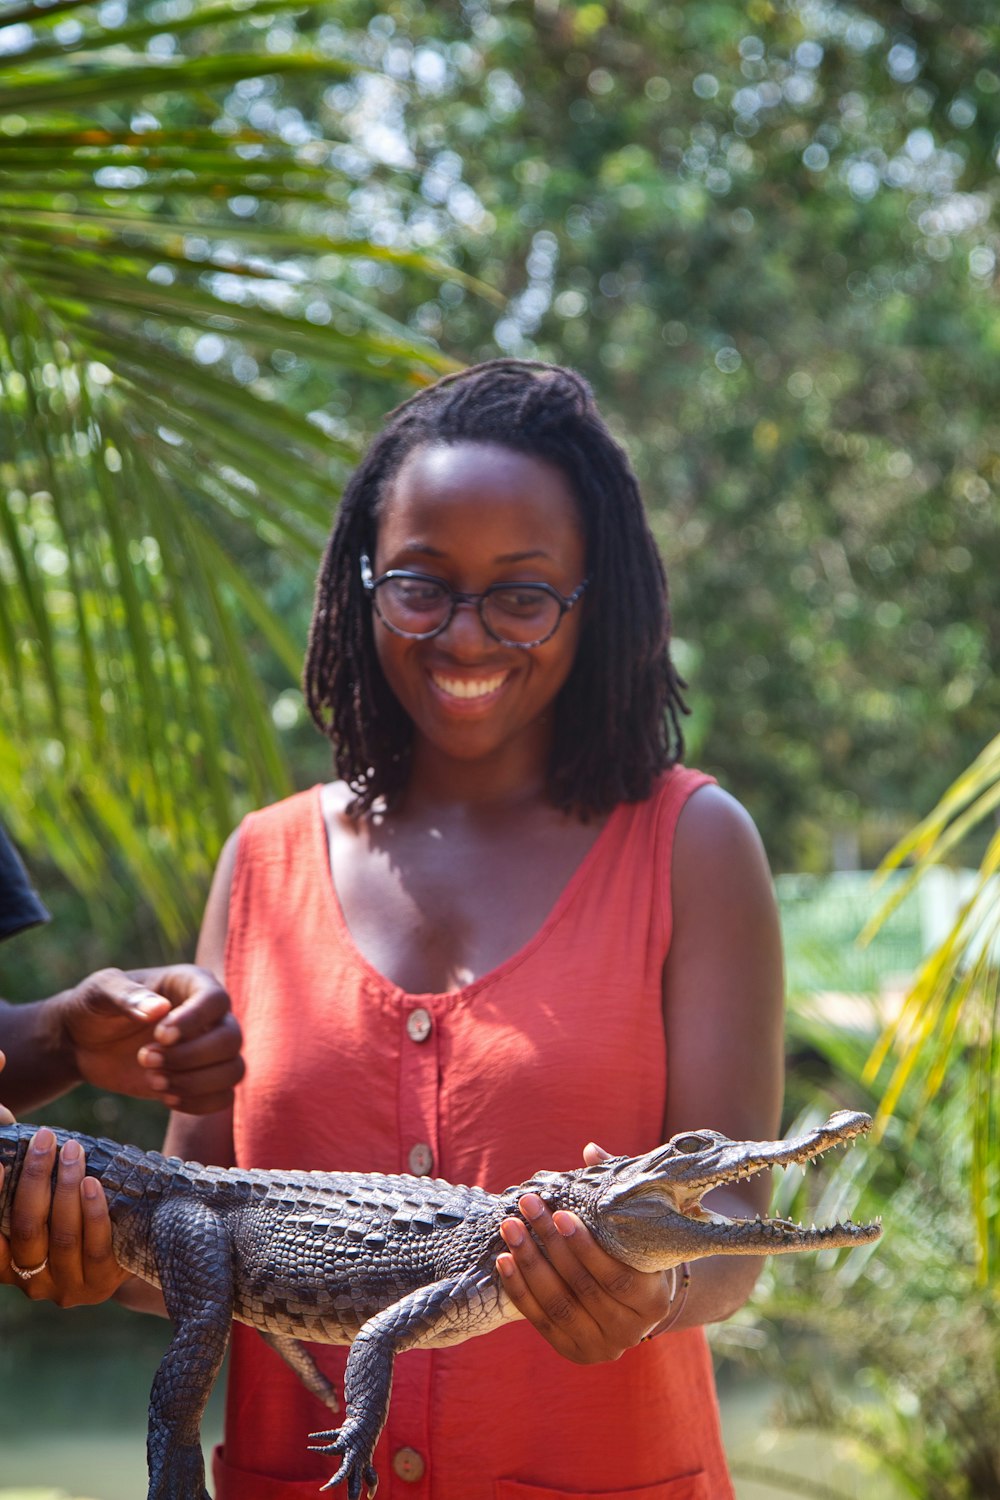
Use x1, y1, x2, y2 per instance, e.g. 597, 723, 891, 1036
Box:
496, 1188, 675, 1363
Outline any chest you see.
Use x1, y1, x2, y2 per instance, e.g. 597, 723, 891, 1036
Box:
327, 799, 605, 995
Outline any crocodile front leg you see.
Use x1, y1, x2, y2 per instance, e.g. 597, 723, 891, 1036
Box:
147, 1197, 234, 1500
310, 1271, 489, 1499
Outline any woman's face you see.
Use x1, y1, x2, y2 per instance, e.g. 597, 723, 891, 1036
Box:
371, 440, 587, 772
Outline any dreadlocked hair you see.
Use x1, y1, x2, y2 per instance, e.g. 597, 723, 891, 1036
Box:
304, 358, 688, 818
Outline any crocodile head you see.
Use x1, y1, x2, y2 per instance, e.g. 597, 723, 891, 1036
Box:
530, 1110, 883, 1271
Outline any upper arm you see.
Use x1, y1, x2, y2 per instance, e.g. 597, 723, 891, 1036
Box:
195, 827, 240, 977
661, 785, 784, 1209
163, 828, 242, 1167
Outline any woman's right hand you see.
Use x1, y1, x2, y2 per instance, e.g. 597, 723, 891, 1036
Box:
0, 1126, 127, 1306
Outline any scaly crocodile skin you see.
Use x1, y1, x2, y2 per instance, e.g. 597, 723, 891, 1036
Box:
0, 1111, 881, 1500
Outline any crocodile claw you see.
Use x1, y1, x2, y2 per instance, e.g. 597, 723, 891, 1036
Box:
311, 1426, 379, 1499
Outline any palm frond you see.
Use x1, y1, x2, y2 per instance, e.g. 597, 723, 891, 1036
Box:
0, 0, 485, 937
861, 731, 1000, 1281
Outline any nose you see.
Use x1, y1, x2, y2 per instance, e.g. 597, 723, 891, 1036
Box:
437, 598, 494, 656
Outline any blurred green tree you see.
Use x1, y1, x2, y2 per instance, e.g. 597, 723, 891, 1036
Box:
316, 0, 1000, 868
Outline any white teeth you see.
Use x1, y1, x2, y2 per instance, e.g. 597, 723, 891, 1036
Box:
431, 673, 507, 700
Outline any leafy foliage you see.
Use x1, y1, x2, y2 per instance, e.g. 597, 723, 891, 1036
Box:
325, 0, 1000, 866
862, 728, 1000, 1279
0, 0, 460, 934
737, 1014, 1000, 1499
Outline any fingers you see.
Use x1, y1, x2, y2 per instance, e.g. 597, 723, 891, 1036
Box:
7, 1126, 57, 1290
138, 1009, 244, 1113
145, 966, 231, 1041
76, 968, 173, 1025
497, 1193, 657, 1363
0, 1131, 125, 1306
582, 1141, 612, 1166
48, 1136, 86, 1279
64, 964, 244, 1112
0, 1050, 14, 1125
141, 968, 243, 1111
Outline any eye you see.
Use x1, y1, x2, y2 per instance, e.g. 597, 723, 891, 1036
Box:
489, 586, 551, 618
671, 1134, 708, 1155
386, 577, 448, 612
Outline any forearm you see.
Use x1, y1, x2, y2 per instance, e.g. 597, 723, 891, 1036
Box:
650, 1186, 767, 1334
0, 996, 79, 1112
115, 1274, 169, 1318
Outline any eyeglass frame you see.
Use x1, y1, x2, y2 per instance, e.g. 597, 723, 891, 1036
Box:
360, 553, 589, 649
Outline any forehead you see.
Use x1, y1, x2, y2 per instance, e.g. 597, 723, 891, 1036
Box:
377, 441, 583, 548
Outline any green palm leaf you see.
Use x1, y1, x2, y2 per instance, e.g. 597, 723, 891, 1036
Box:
0, 0, 478, 938
861, 729, 1000, 1282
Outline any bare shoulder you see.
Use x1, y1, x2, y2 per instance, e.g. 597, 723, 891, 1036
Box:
668, 786, 779, 912
673, 783, 773, 895
664, 781, 783, 1055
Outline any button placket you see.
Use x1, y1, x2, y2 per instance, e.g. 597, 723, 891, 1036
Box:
400, 1005, 439, 1177
392, 1006, 440, 1494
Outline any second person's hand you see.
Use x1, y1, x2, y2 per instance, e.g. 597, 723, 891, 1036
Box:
58, 964, 244, 1113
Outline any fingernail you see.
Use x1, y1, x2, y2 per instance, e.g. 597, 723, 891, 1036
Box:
153, 1024, 179, 1046
520, 1194, 545, 1221
61, 1139, 81, 1166
148, 1073, 170, 1092
32, 1127, 55, 1154
497, 1254, 515, 1278
553, 1211, 576, 1237
138, 1048, 164, 1069
82, 1177, 101, 1200
129, 988, 164, 1009
502, 1219, 525, 1247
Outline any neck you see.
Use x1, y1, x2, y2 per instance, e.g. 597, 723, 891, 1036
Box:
402, 733, 552, 817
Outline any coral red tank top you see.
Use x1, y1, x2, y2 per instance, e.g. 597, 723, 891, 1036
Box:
214, 768, 733, 1500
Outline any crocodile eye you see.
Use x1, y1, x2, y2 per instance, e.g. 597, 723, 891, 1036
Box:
672, 1134, 708, 1154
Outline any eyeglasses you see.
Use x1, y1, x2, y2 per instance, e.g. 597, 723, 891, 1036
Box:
360, 554, 588, 649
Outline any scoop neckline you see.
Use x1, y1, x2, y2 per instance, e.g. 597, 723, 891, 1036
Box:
312, 783, 625, 1007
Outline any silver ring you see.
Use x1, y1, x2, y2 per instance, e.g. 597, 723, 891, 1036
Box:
10, 1256, 48, 1281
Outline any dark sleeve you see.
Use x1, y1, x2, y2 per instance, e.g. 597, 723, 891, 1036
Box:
0, 822, 51, 943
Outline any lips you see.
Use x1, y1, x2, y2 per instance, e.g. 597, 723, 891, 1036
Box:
429, 670, 510, 702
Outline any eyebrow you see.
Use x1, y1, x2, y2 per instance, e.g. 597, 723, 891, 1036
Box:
398, 545, 553, 565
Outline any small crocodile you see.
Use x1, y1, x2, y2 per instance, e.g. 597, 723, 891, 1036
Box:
0, 1110, 881, 1499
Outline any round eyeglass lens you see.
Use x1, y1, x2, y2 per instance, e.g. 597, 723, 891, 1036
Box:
482, 587, 561, 644
377, 577, 451, 634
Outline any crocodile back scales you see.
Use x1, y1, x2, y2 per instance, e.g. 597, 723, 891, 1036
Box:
0, 1123, 517, 1341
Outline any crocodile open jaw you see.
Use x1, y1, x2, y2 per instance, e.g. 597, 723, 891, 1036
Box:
579, 1110, 883, 1267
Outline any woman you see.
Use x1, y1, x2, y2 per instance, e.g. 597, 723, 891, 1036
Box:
25, 360, 784, 1498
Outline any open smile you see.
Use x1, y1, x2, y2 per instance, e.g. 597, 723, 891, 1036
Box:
428, 670, 511, 703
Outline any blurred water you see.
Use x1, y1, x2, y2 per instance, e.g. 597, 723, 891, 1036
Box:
0, 1309, 897, 1500
0, 1302, 223, 1498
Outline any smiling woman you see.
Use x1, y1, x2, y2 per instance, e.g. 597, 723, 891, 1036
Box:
13, 360, 785, 1500
365, 441, 588, 778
